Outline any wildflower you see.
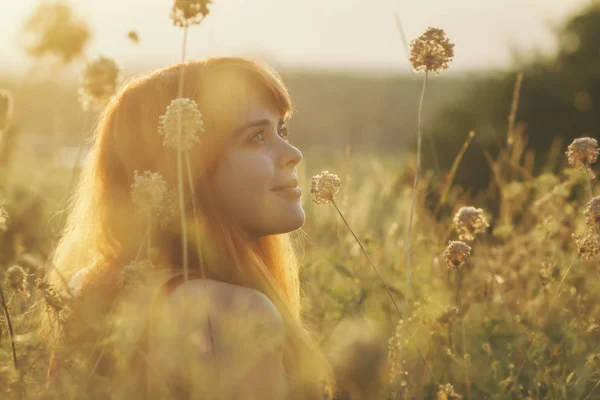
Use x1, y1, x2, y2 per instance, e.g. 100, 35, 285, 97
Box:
0, 90, 13, 132
158, 98, 204, 151
437, 383, 462, 400
0, 208, 9, 232
78, 55, 120, 111
119, 260, 155, 290
566, 137, 598, 170
311, 170, 341, 205
131, 170, 168, 219
22, 1, 91, 65
410, 27, 455, 74
157, 187, 179, 228
171, 0, 211, 27
35, 279, 71, 314
585, 196, 600, 230
4, 265, 28, 296
453, 206, 489, 241
442, 241, 471, 270
574, 229, 600, 260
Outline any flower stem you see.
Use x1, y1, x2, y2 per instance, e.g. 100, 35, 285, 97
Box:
405, 70, 429, 300
331, 199, 439, 386
0, 284, 19, 371
584, 164, 594, 201
176, 26, 189, 283
552, 253, 580, 302
456, 269, 471, 400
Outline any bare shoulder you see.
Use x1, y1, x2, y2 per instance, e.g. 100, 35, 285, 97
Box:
164, 279, 284, 329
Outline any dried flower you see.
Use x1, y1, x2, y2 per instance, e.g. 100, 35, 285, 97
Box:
157, 187, 179, 228
78, 55, 120, 111
453, 206, 489, 241
171, 0, 211, 27
574, 229, 600, 260
566, 137, 598, 170
0, 90, 13, 132
585, 196, 600, 230
437, 383, 462, 400
35, 278, 71, 313
119, 260, 155, 290
4, 265, 28, 296
311, 170, 341, 205
22, 1, 92, 65
410, 27, 455, 74
131, 170, 168, 219
442, 241, 472, 270
158, 98, 204, 151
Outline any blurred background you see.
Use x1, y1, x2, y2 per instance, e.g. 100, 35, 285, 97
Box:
0, 0, 597, 193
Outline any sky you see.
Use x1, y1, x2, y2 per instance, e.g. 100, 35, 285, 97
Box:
0, 0, 593, 75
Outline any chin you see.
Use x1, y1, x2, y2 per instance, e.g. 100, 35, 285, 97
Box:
273, 206, 306, 234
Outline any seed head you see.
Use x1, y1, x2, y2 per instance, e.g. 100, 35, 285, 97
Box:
131, 170, 168, 219
442, 241, 472, 270
35, 279, 71, 314
78, 55, 120, 111
574, 229, 600, 261
0, 90, 13, 132
158, 98, 204, 151
585, 196, 600, 230
437, 383, 462, 400
311, 170, 341, 205
22, 1, 91, 65
4, 265, 28, 296
119, 260, 155, 290
171, 0, 211, 27
566, 137, 598, 170
410, 27, 455, 74
453, 206, 489, 241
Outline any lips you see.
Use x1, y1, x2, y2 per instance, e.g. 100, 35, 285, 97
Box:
272, 180, 300, 191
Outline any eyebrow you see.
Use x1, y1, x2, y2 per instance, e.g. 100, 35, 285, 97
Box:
234, 118, 287, 137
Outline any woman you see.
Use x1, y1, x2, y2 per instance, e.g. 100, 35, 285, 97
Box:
44, 57, 336, 399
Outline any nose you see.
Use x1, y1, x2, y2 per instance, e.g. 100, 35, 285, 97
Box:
280, 141, 302, 169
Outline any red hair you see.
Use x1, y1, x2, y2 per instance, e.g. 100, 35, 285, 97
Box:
45, 57, 335, 398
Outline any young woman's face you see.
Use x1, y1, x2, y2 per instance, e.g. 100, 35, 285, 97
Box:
212, 90, 304, 239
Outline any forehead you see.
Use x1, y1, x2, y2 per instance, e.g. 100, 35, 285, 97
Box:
200, 76, 288, 139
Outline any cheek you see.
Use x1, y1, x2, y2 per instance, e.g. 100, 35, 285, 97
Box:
213, 151, 274, 210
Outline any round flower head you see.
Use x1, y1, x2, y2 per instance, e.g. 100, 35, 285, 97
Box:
585, 196, 600, 230
78, 55, 120, 111
453, 206, 489, 241
130, 170, 168, 219
437, 383, 461, 400
119, 260, 155, 290
566, 137, 598, 170
4, 265, 28, 296
410, 27, 455, 74
0, 90, 13, 132
442, 241, 472, 270
171, 0, 211, 27
158, 98, 204, 151
574, 229, 600, 261
311, 170, 341, 205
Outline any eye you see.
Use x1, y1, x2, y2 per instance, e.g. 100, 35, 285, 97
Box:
250, 130, 266, 144
278, 126, 290, 142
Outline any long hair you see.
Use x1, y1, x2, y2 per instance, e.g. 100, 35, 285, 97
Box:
45, 57, 335, 398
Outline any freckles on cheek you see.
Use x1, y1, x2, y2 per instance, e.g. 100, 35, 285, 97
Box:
222, 150, 273, 198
